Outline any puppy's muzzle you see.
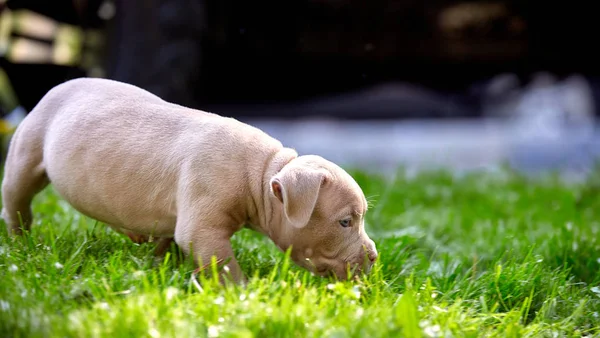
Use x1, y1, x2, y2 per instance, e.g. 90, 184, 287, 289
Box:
341, 239, 378, 276
361, 238, 378, 265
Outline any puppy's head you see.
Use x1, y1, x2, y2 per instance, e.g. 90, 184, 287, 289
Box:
269, 155, 378, 279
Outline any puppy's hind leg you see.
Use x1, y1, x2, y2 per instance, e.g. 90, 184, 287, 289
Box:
1, 124, 49, 235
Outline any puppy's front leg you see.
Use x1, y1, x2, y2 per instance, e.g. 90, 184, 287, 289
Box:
175, 216, 245, 284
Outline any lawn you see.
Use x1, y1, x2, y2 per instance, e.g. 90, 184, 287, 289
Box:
1, 167, 599, 337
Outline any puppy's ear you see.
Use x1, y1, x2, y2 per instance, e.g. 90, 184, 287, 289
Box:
270, 168, 327, 228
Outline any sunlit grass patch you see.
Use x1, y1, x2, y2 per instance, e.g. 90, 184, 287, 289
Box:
1, 168, 599, 337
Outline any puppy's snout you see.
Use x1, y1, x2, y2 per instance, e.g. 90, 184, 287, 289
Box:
363, 239, 378, 264
368, 249, 378, 263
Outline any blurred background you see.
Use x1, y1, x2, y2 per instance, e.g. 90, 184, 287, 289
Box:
1, 0, 600, 178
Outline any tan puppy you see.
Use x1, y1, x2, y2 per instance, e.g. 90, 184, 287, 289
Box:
1, 78, 378, 283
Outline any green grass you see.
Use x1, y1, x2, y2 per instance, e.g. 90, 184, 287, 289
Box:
1, 167, 599, 337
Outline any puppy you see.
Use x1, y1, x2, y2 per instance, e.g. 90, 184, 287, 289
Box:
1, 78, 378, 283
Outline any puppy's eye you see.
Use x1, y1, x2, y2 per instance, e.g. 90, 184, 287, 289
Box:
339, 219, 351, 228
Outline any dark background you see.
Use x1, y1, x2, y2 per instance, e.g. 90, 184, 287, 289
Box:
2, 0, 600, 120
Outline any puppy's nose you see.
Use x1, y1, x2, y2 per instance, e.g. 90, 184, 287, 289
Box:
368, 250, 378, 263
364, 239, 378, 263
